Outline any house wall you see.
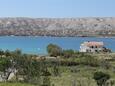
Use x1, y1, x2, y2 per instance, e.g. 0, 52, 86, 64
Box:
80, 44, 103, 52
80, 45, 90, 52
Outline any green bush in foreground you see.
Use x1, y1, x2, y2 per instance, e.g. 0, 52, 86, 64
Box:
0, 57, 11, 72
93, 71, 110, 86
62, 49, 75, 58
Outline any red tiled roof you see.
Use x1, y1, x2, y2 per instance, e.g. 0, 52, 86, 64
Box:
84, 41, 104, 47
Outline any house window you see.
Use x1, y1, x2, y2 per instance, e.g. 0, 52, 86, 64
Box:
95, 50, 98, 52
86, 49, 91, 52
86, 49, 88, 52
91, 46, 94, 48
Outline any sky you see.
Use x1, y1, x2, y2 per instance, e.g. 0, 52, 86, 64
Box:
0, 0, 115, 18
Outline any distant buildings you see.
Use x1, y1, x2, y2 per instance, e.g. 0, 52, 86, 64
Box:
80, 41, 110, 53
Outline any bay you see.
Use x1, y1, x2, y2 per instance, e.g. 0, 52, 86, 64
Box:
0, 36, 114, 54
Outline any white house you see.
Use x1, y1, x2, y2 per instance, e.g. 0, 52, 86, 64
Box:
80, 41, 104, 53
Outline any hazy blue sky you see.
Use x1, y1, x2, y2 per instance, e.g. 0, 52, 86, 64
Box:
0, 0, 115, 18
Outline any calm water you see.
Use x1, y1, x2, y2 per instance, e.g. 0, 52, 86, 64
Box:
0, 36, 115, 54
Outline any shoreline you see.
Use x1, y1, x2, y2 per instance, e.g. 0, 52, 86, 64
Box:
0, 35, 115, 38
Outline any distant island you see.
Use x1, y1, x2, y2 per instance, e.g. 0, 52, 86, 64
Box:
0, 17, 115, 37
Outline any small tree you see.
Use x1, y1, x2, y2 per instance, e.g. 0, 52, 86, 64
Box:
0, 49, 4, 57
93, 71, 110, 86
4, 50, 11, 57
14, 49, 22, 56
47, 44, 62, 57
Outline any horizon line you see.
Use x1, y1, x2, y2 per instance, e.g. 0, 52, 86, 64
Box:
0, 16, 115, 19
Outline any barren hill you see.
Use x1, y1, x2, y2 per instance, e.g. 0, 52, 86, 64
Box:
0, 17, 115, 37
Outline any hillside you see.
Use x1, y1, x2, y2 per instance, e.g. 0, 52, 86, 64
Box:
0, 49, 115, 86
0, 17, 115, 36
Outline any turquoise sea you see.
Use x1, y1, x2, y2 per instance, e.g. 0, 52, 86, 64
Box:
0, 36, 115, 54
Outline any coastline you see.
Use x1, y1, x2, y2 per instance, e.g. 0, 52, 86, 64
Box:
0, 35, 115, 38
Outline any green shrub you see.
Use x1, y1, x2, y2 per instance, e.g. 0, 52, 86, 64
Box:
0, 57, 11, 72
77, 55, 100, 67
93, 71, 110, 86
62, 49, 75, 58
